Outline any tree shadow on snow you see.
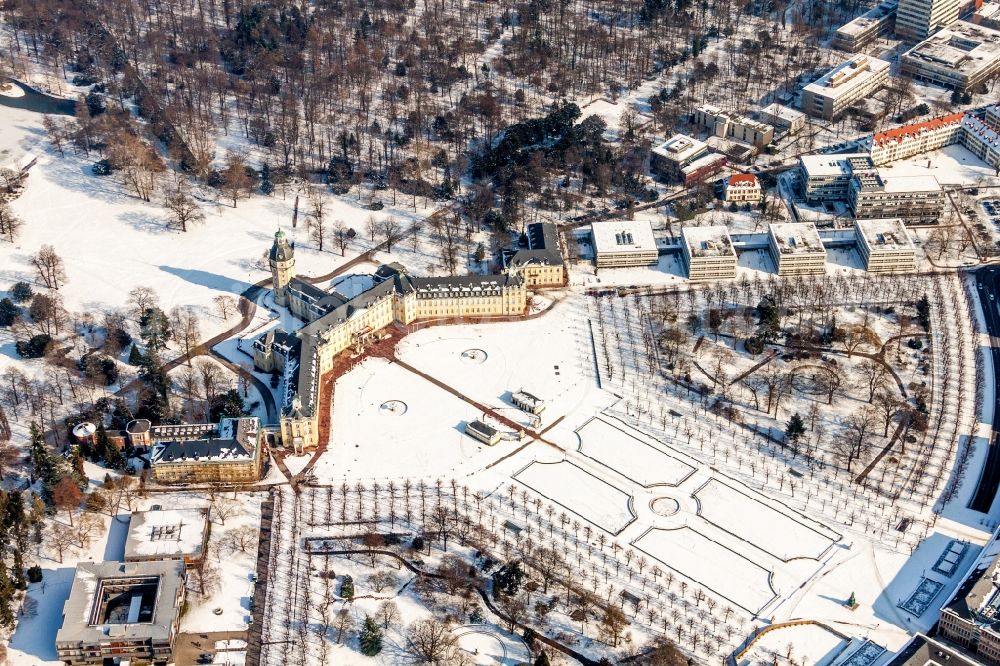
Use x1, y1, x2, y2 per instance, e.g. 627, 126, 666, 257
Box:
158, 265, 252, 296
9, 566, 76, 661
103, 513, 131, 561
118, 209, 170, 234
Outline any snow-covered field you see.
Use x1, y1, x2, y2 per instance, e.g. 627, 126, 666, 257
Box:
576, 417, 695, 487
633, 526, 777, 613
314, 357, 510, 480
514, 460, 636, 534
694, 478, 839, 561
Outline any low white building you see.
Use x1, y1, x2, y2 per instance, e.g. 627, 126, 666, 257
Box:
591, 220, 658, 268
855, 218, 917, 273
834, 0, 898, 51
124, 508, 210, 567
681, 226, 738, 281
692, 104, 775, 148
768, 223, 827, 276
511, 390, 545, 415
466, 420, 501, 445
724, 174, 763, 203
650, 134, 710, 179
759, 104, 807, 134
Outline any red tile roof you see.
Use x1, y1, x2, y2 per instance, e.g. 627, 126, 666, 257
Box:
872, 112, 966, 146
728, 173, 758, 186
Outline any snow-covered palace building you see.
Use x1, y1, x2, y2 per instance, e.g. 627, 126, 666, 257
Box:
254, 230, 538, 453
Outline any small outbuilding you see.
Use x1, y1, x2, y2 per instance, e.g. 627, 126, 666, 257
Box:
465, 420, 502, 446
511, 390, 545, 415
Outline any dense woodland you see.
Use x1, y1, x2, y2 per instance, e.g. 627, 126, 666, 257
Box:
0, 0, 866, 226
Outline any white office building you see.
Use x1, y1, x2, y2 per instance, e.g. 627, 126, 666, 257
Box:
801, 55, 891, 120
591, 220, 659, 268
896, 0, 960, 41
768, 223, 828, 276
681, 226, 738, 281
855, 219, 917, 273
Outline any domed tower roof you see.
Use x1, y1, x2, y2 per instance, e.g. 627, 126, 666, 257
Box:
269, 229, 294, 262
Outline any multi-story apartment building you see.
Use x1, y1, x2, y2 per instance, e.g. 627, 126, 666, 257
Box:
860, 106, 1000, 171
801, 55, 891, 120
961, 112, 1000, 170
834, 0, 899, 51
849, 171, 945, 222
854, 218, 918, 273
798, 153, 875, 202
901, 20, 1000, 91
724, 174, 763, 203
692, 104, 775, 148
56, 560, 186, 665
866, 112, 966, 164
768, 223, 828, 276
896, 0, 960, 41
255, 231, 529, 452
681, 226, 738, 281
149, 417, 266, 484
592, 220, 659, 268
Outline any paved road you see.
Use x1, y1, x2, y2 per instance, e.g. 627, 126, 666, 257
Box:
970, 267, 1000, 512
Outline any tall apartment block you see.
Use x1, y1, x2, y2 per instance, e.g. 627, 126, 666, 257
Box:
895, 0, 959, 41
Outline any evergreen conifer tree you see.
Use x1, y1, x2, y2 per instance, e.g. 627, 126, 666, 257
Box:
359, 615, 383, 656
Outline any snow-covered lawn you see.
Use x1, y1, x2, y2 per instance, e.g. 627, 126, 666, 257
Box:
314, 357, 509, 481
394, 298, 595, 430
514, 460, 635, 534
577, 417, 695, 487
694, 477, 840, 561
632, 526, 777, 613
743, 622, 851, 666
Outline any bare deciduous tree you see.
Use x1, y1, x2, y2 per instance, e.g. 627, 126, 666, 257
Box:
164, 182, 205, 232
31, 245, 67, 290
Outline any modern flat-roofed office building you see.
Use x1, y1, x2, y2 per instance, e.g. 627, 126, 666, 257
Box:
768, 223, 828, 276
855, 218, 917, 273
681, 226, 738, 281
900, 20, 1000, 91
591, 220, 659, 268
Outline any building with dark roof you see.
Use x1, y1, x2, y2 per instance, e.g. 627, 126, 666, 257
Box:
887, 634, 981, 666
149, 417, 264, 484
465, 420, 502, 445
505, 222, 565, 287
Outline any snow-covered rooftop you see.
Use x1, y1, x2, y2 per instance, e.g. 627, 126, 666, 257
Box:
682, 225, 736, 257
803, 54, 890, 100
124, 508, 209, 562
903, 21, 1000, 78
651, 134, 707, 162
800, 153, 872, 178
768, 223, 825, 255
855, 219, 916, 252
591, 220, 657, 255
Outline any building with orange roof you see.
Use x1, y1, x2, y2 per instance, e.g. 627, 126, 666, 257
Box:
724, 174, 763, 203
867, 112, 967, 164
